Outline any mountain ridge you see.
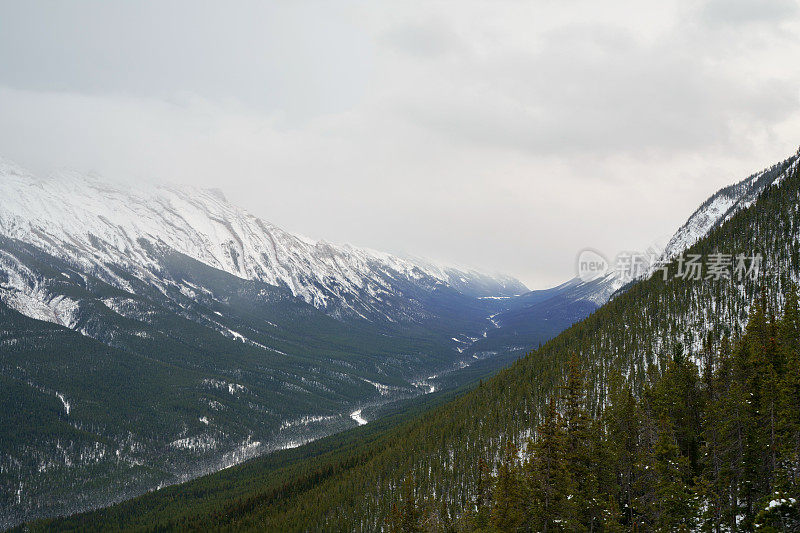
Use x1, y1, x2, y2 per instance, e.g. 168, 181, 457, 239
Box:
0, 158, 527, 327
662, 149, 800, 261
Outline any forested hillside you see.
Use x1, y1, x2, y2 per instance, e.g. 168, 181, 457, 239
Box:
26, 154, 800, 532
437, 290, 800, 531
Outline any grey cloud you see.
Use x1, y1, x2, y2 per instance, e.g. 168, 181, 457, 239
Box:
702, 0, 799, 26
380, 19, 459, 58
397, 21, 799, 157
0, 1, 372, 121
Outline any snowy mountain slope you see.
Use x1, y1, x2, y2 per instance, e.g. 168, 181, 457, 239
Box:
661, 149, 800, 260
31, 149, 800, 532
531, 273, 623, 307
0, 158, 526, 326
396, 253, 527, 298
549, 149, 800, 307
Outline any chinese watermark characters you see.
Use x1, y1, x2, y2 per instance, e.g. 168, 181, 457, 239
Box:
577, 248, 763, 284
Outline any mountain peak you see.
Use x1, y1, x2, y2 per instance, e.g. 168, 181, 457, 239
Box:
205, 187, 227, 202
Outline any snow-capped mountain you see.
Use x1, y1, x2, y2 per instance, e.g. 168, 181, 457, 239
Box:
545, 273, 623, 306
0, 157, 525, 327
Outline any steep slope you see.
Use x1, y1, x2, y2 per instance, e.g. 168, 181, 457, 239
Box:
0, 239, 477, 527
35, 149, 800, 531
661, 150, 799, 260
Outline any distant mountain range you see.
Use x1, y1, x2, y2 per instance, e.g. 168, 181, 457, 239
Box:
31, 147, 800, 532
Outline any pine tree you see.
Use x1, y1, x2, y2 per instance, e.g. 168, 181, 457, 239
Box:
652, 415, 695, 531
562, 355, 601, 531
648, 351, 704, 477
388, 476, 422, 533
599, 496, 625, 533
491, 440, 525, 532
473, 456, 492, 530
698, 338, 732, 532
603, 372, 638, 528
632, 387, 660, 531
778, 283, 800, 492
739, 298, 777, 522
720, 334, 752, 529
525, 397, 575, 532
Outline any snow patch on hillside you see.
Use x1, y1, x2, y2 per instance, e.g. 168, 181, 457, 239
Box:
55, 392, 70, 416
350, 409, 367, 425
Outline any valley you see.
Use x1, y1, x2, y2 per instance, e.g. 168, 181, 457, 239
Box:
13, 148, 799, 532
0, 160, 608, 528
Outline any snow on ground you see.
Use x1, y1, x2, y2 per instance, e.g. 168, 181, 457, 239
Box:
55, 392, 70, 416
202, 378, 246, 396
662, 154, 799, 261
280, 414, 338, 431
350, 409, 367, 426
169, 435, 218, 452
362, 378, 397, 396
765, 497, 796, 510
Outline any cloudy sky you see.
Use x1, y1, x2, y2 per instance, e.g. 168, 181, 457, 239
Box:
1, 1, 799, 288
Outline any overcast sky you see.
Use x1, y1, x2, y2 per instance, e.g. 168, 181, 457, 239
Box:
1, 1, 799, 288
